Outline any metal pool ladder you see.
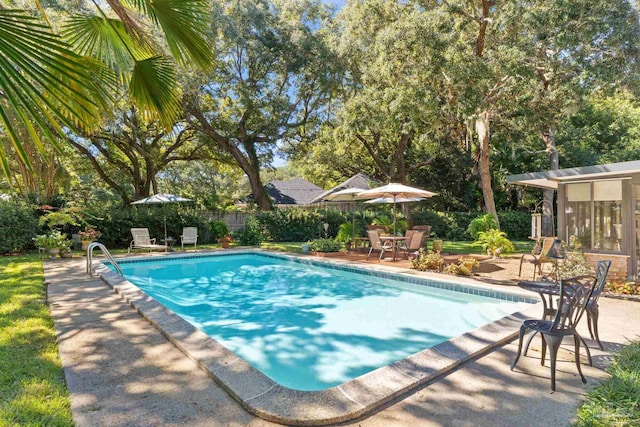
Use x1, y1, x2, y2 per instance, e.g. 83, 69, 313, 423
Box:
86, 242, 123, 277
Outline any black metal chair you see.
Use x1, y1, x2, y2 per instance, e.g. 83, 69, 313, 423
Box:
511, 275, 598, 391
585, 260, 611, 350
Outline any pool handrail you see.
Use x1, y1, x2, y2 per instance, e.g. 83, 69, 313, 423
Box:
86, 242, 123, 277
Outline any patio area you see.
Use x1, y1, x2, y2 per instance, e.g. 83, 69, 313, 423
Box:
45, 252, 640, 426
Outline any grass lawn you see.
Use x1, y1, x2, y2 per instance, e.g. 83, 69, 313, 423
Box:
0, 255, 73, 426
443, 240, 534, 255
575, 340, 640, 426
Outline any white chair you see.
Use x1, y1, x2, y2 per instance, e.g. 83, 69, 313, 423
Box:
180, 227, 198, 250
129, 228, 166, 253
366, 230, 393, 261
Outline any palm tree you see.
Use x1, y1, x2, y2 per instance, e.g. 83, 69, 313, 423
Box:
0, 1, 212, 177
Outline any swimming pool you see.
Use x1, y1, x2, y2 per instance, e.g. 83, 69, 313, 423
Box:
111, 252, 532, 391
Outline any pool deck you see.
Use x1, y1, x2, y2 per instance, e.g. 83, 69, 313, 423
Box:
45, 251, 640, 426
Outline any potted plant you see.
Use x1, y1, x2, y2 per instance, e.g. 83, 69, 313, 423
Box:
33, 230, 72, 259
217, 235, 233, 249
78, 226, 102, 250
336, 222, 354, 251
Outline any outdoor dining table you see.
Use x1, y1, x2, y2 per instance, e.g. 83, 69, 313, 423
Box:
379, 235, 408, 262
517, 280, 560, 320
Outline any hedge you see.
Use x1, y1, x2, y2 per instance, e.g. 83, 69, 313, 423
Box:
85, 206, 211, 247
251, 208, 348, 242
412, 208, 530, 241
0, 201, 40, 253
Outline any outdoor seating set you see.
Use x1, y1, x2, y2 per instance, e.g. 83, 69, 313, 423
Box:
365, 227, 429, 261
512, 259, 611, 391
128, 227, 198, 253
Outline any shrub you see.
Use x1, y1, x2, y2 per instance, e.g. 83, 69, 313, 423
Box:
0, 200, 39, 253
497, 210, 531, 240
467, 213, 499, 240
235, 216, 263, 246
411, 249, 445, 271
472, 229, 515, 257
443, 262, 474, 276
210, 220, 229, 242
252, 208, 347, 242
86, 205, 210, 247
308, 238, 341, 252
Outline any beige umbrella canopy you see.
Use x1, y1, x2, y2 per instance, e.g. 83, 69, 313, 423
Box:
357, 183, 437, 234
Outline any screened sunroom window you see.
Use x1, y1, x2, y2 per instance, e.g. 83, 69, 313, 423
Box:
593, 180, 623, 251
566, 183, 592, 249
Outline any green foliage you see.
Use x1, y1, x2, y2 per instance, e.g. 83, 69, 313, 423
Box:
605, 279, 640, 296
497, 210, 531, 240
411, 249, 445, 271
39, 209, 79, 228
558, 245, 594, 279
472, 229, 515, 257
33, 230, 71, 250
209, 220, 230, 243
253, 208, 347, 242
85, 206, 210, 247
308, 238, 341, 253
235, 216, 263, 246
0, 201, 39, 253
467, 213, 499, 240
0, 255, 73, 425
336, 222, 354, 243
575, 340, 640, 426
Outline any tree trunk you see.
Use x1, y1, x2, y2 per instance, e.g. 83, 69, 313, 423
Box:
475, 111, 499, 227
541, 126, 558, 236
245, 166, 272, 211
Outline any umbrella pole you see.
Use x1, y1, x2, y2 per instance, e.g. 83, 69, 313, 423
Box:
163, 213, 168, 252
393, 197, 397, 235
351, 199, 356, 249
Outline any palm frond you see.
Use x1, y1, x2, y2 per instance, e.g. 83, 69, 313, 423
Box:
125, 0, 213, 69
0, 10, 105, 174
129, 55, 182, 129
62, 14, 155, 75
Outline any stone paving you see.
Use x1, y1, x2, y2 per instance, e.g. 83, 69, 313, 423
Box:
45, 255, 640, 426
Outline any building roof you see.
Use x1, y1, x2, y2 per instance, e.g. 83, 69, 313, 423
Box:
506, 160, 640, 190
308, 173, 380, 204
264, 177, 324, 205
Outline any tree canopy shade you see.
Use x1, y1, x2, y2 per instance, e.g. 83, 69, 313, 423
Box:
186, 0, 340, 210
0, 0, 212, 177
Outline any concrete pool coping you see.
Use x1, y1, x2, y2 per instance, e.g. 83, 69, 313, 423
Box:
96, 249, 542, 426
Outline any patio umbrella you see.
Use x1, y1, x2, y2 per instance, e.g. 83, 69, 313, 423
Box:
131, 193, 192, 244
323, 187, 366, 244
357, 183, 437, 235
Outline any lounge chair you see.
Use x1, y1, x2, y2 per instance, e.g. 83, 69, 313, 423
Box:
180, 227, 198, 251
519, 236, 557, 279
366, 230, 393, 261
129, 228, 166, 253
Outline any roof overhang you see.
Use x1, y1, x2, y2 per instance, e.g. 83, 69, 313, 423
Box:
506, 160, 640, 190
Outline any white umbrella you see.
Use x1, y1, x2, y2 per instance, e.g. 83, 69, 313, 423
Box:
324, 187, 366, 244
364, 197, 425, 204
131, 193, 192, 244
357, 183, 437, 234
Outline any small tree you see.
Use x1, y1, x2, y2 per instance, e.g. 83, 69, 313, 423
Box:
472, 229, 514, 258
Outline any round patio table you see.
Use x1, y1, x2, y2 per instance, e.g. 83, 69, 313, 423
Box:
518, 280, 559, 320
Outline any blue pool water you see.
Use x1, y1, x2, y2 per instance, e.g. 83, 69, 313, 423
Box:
113, 253, 530, 391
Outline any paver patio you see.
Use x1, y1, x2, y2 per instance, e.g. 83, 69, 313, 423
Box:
45, 255, 640, 426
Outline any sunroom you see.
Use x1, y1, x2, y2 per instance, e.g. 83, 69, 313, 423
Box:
507, 160, 640, 280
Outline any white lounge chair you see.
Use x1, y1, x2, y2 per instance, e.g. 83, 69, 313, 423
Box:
129, 228, 166, 253
180, 227, 198, 250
